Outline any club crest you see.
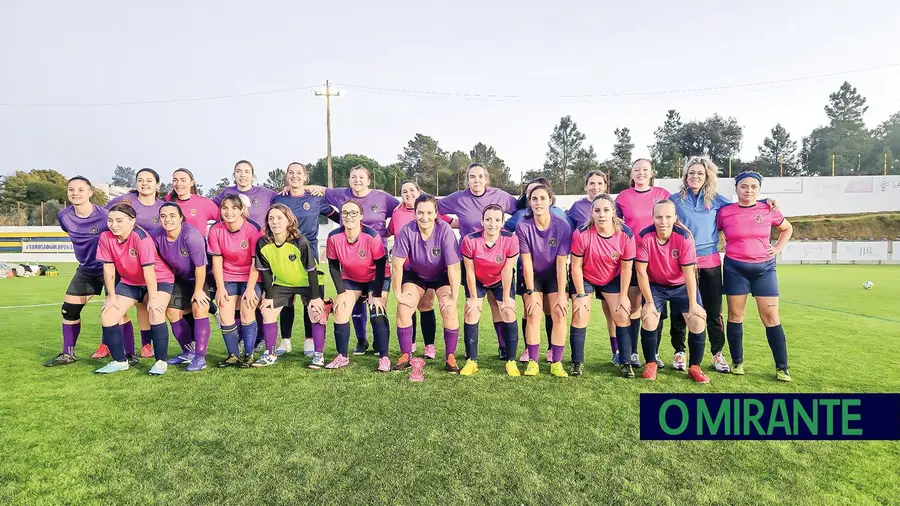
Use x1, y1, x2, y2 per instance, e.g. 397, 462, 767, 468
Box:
672, 249, 680, 259
754, 214, 764, 224
152, 216, 159, 223
240, 240, 249, 250
549, 238, 558, 247
370, 204, 379, 213
358, 249, 367, 259
495, 254, 503, 263
251, 198, 260, 207
89, 226, 100, 234
180, 248, 190, 257
303, 202, 311, 211
190, 208, 197, 216
611, 251, 620, 261
288, 254, 297, 262
432, 247, 442, 257
129, 247, 138, 258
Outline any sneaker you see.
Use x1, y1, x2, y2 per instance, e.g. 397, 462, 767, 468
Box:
309, 352, 325, 370
392, 353, 411, 371
524, 360, 539, 376
166, 352, 194, 365
409, 357, 425, 382
672, 352, 686, 371
459, 359, 478, 376
186, 356, 207, 372
95, 360, 129, 374
217, 354, 242, 368
44, 353, 77, 367
549, 362, 568, 378
275, 338, 292, 357
376, 356, 391, 372
711, 352, 730, 373
642, 362, 658, 380
776, 367, 792, 382
140, 343, 154, 359
689, 365, 711, 383
505, 360, 521, 376
545, 349, 553, 363
302, 338, 314, 357
620, 363, 635, 379
630, 353, 642, 369
571, 362, 584, 377
519, 350, 530, 363
239, 353, 254, 368
352, 340, 370, 356
654, 355, 665, 368
91, 344, 110, 359
411, 342, 418, 355
612, 352, 620, 366
731, 362, 745, 375
325, 354, 350, 369
423, 344, 436, 360
127, 355, 140, 367
148, 360, 168, 376
498, 348, 507, 361
445, 355, 460, 374
252, 351, 278, 367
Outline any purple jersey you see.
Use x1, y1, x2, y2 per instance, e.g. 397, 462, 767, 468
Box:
566, 197, 592, 229
392, 219, 461, 282
438, 187, 517, 238
213, 185, 277, 225
107, 193, 164, 234
515, 214, 572, 276
325, 188, 399, 244
151, 224, 208, 281
58, 204, 108, 276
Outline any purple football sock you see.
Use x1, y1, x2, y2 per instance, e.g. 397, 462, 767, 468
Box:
62, 322, 80, 355
312, 321, 326, 353
139, 326, 151, 347
398, 326, 413, 354
551, 344, 564, 363
170, 319, 192, 352
444, 327, 459, 359
527, 343, 539, 361
194, 317, 211, 357
610, 335, 619, 354
263, 322, 278, 354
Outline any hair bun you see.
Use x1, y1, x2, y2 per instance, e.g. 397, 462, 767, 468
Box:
238, 194, 252, 208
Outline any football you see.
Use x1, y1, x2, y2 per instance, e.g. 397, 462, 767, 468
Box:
863, 280, 875, 289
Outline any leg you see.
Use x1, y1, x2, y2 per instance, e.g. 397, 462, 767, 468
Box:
569, 292, 591, 366
393, 283, 424, 369
418, 289, 437, 348
756, 296, 789, 372
260, 304, 284, 356
217, 294, 241, 358
166, 307, 193, 355
628, 285, 642, 357
486, 291, 504, 352
239, 298, 259, 358
147, 293, 172, 363
600, 299, 618, 359
601, 292, 633, 368
463, 296, 483, 362
60, 294, 90, 355
189, 300, 212, 369
726, 294, 749, 368
333, 290, 361, 359
99, 296, 139, 364
370, 293, 391, 360
351, 298, 368, 346
435, 285, 460, 371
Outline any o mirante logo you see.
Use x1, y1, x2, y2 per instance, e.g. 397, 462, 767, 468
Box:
129, 247, 138, 258
240, 240, 249, 250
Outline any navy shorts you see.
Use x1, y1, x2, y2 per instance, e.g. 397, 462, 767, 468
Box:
473, 279, 515, 300
65, 268, 105, 297
115, 282, 174, 301
581, 276, 622, 298
224, 281, 263, 298
402, 270, 450, 292
267, 285, 316, 309
345, 278, 391, 297
650, 283, 702, 316
723, 257, 779, 297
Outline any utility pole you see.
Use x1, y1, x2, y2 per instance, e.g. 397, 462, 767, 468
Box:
314, 80, 341, 188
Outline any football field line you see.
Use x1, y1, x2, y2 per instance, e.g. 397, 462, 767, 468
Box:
0, 300, 99, 310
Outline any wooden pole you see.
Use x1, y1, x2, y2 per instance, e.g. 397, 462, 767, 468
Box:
728, 158, 732, 178
885, 152, 888, 176
314, 80, 340, 188
832, 154, 835, 176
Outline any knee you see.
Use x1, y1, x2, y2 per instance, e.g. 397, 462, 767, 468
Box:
442, 305, 458, 323
61, 302, 84, 322
687, 315, 706, 334
760, 310, 780, 327
526, 311, 542, 325
464, 309, 481, 326
727, 307, 744, 322
612, 307, 631, 327
165, 308, 181, 322
641, 313, 659, 331
417, 297, 434, 311
396, 305, 414, 327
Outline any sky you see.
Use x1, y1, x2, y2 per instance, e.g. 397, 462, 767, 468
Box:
2, 0, 900, 189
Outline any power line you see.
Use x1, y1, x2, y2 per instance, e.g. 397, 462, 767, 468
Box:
0, 84, 321, 107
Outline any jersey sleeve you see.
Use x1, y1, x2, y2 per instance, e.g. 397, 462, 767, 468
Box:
438, 213, 453, 224
186, 228, 208, 267
319, 198, 337, 219
326, 235, 338, 260
392, 228, 410, 259
300, 237, 317, 272
515, 223, 531, 254
436, 192, 456, 215
715, 206, 725, 231
205, 198, 220, 222
460, 235, 474, 259
254, 239, 270, 272
384, 192, 400, 214
212, 191, 225, 206
370, 234, 386, 260
106, 194, 126, 209
614, 197, 624, 219
570, 229, 585, 257
137, 236, 156, 267
557, 222, 571, 257
58, 211, 68, 234
770, 207, 785, 227
714, 193, 732, 210
441, 227, 461, 265
635, 235, 649, 263
622, 231, 636, 261
504, 234, 519, 258
324, 188, 344, 207
206, 227, 222, 255
679, 234, 697, 266
248, 229, 261, 258
96, 234, 114, 263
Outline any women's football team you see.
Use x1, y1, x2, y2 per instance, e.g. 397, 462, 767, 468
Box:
44, 157, 795, 382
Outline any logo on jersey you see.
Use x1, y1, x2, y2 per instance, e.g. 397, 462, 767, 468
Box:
549, 238, 558, 247
251, 198, 260, 207
303, 202, 311, 211
152, 216, 159, 224
432, 247, 442, 257
370, 204, 379, 213
190, 208, 197, 216
180, 248, 190, 257
129, 247, 137, 258
288, 254, 297, 262
611, 251, 620, 261
358, 249, 367, 259
240, 240, 249, 250
672, 249, 680, 259
89, 226, 100, 234
754, 214, 764, 224
494, 254, 503, 264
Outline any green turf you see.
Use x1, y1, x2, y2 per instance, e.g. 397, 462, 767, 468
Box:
2, 264, 899, 505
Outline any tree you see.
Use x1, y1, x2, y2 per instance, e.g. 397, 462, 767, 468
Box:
610, 127, 634, 185
676, 114, 743, 169
205, 178, 231, 199
1, 169, 68, 205
397, 134, 449, 195
873, 111, 900, 173
448, 150, 472, 192
264, 168, 286, 191
469, 143, 516, 194
650, 110, 683, 178
570, 145, 601, 192
90, 188, 108, 206
110, 165, 136, 187
308, 154, 385, 188
544, 115, 587, 193
158, 182, 172, 196
826, 81, 868, 130
802, 81, 875, 175
756, 123, 800, 176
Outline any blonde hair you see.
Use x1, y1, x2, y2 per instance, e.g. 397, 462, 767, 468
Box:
590, 194, 623, 232
679, 156, 719, 209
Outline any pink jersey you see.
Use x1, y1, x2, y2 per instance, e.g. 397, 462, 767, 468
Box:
96, 228, 174, 287
460, 230, 519, 287
169, 194, 219, 237
207, 219, 262, 282
570, 224, 636, 286
716, 202, 785, 263
326, 225, 387, 282
387, 205, 452, 237
615, 187, 672, 237
635, 224, 697, 286
696, 252, 722, 270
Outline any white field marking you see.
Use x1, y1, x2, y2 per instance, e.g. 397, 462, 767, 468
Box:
0, 300, 100, 310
